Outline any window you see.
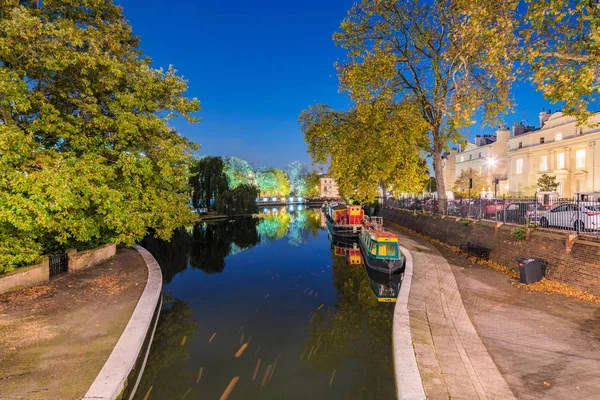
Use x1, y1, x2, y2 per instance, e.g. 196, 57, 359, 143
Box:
469, 154, 472, 160
540, 155, 548, 171
518, 142, 523, 149
378, 243, 397, 257
516, 158, 523, 174
576, 149, 586, 168
557, 152, 565, 169
479, 152, 482, 158
460, 156, 464, 162
370, 243, 377, 255
540, 137, 545, 144
555, 132, 562, 141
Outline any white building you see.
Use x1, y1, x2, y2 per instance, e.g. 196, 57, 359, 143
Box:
442, 127, 511, 196
507, 109, 600, 197
320, 175, 339, 198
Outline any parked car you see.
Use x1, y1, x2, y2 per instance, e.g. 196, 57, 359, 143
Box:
497, 202, 547, 224
539, 202, 600, 231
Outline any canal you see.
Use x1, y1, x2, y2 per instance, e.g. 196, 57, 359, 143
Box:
136, 207, 397, 400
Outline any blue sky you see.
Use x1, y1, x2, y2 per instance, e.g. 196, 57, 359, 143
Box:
118, 0, 555, 169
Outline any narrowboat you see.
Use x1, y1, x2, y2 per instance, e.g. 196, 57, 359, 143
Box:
324, 203, 364, 243
365, 265, 403, 302
358, 217, 405, 274
328, 231, 363, 266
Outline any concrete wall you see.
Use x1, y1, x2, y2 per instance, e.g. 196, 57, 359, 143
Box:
0, 259, 49, 294
68, 244, 116, 272
0, 244, 117, 294
381, 208, 600, 296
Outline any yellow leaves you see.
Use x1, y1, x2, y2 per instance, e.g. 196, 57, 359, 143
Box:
512, 278, 600, 305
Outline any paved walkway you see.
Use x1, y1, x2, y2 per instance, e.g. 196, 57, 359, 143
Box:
389, 224, 600, 400
0, 248, 147, 400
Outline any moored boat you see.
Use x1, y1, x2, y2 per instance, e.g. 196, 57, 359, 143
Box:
324, 203, 364, 243
364, 265, 403, 302
358, 217, 405, 274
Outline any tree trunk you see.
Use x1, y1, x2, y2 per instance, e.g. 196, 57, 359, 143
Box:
433, 134, 447, 214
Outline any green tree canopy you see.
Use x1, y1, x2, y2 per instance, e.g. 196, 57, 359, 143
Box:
256, 168, 290, 197
300, 99, 429, 203
537, 173, 559, 192
0, 0, 200, 271
288, 161, 309, 196
305, 171, 321, 198
453, 168, 489, 198
189, 156, 228, 211
332, 0, 515, 209
214, 184, 259, 216
223, 156, 254, 189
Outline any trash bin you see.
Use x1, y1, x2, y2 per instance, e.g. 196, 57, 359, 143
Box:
517, 258, 544, 284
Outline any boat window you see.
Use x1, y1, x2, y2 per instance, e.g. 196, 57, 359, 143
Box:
378, 243, 397, 257
370, 243, 377, 255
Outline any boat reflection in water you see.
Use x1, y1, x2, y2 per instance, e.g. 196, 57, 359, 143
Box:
364, 266, 404, 303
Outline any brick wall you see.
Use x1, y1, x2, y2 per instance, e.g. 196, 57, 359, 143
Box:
381, 208, 600, 296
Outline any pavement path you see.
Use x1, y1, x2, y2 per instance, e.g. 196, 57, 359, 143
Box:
0, 247, 147, 400
391, 227, 515, 400
389, 223, 600, 400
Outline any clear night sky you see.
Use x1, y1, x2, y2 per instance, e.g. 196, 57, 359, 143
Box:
117, 0, 556, 169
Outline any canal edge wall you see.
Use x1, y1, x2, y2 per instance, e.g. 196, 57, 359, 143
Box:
393, 245, 427, 400
83, 245, 163, 400
381, 207, 600, 297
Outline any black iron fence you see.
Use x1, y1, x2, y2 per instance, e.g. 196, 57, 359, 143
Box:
49, 254, 69, 279
385, 195, 600, 236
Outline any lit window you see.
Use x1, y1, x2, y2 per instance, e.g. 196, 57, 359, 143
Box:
516, 158, 523, 174
540, 137, 545, 144
555, 132, 562, 141
540, 155, 547, 171
460, 156, 464, 162
557, 152, 565, 169
576, 149, 586, 169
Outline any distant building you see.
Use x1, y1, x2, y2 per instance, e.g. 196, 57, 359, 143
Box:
442, 127, 511, 197
507, 109, 600, 197
320, 175, 339, 198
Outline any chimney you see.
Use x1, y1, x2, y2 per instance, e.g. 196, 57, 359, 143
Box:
539, 109, 551, 128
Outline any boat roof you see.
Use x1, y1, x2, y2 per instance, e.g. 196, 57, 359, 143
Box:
331, 204, 347, 211
366, 229, 398, 242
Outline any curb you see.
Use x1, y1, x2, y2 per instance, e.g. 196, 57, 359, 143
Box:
83, 245, 163, 400
393, 245, 426, 400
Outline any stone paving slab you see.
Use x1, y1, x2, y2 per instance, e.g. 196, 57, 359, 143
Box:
0, 247, 147, 400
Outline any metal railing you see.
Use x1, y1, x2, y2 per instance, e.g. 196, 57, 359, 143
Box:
385, 195, 600, 236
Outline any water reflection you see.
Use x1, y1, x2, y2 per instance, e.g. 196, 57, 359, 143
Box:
135, 296, 198, 399
136, 207, 397, 400
304, 256, 396, 399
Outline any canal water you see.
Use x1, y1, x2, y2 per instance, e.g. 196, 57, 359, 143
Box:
135, 207, 397, 400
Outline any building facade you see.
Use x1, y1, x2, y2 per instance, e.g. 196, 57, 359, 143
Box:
442, 128, 511, 197
507, 110, 600, 197
320, 175, 340, 198
441, 109, 600, 198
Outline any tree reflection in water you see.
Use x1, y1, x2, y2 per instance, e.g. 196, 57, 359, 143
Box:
134, 296, 198, 400
141, 227, 191, 284
303, 255, 396, 399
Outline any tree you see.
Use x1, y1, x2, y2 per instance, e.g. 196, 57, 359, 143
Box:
0, 1, 200, 271
305, 171, 322, 198
333, 0, 515, 210
223, 156, 254, 189
214, 184, 259, 215
422, 177, 437, 194
519, 0, 600, 121
453, 168, 488, 198
288, 161, 309, 196
300, 99, 429, 202
537, 174, 559, 192
256, 168, 290, 197
189, 156, 228, 212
